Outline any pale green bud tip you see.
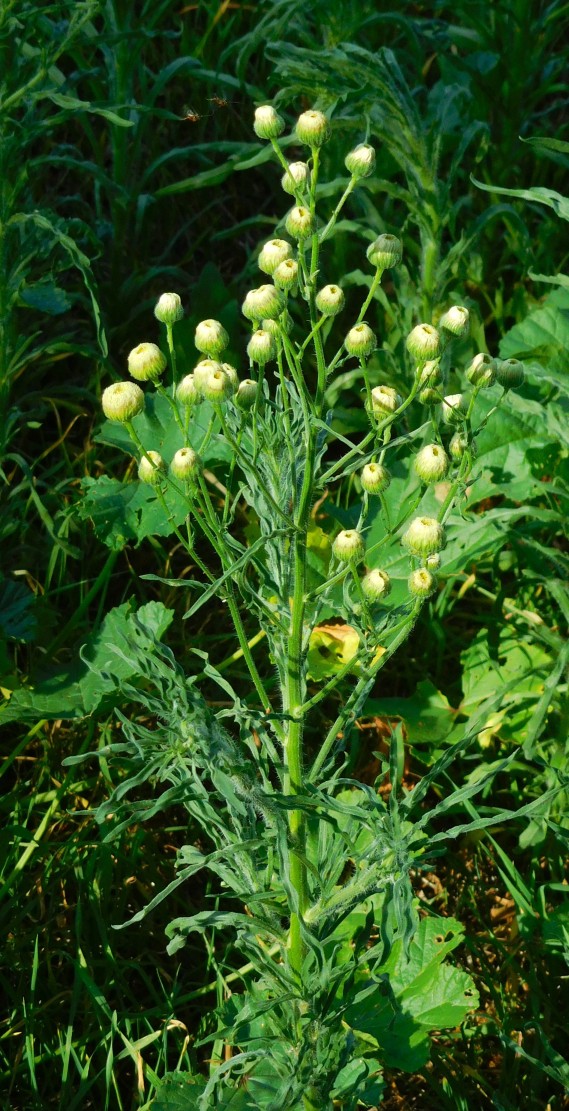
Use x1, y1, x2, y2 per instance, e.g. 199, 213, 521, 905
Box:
361, 568, 391, 601
102, 381, 144, 422
402, 516, 446, 556
201, 366, 232, 403
193, 358, 224, 393
406, 323, 441, 361
221, 363, 239, 393
442, 393, 466, 424
253, 105, 285, 140
247, 328, 277, 365
281, 161, 310, 195
176, 374, 200, 407
361, 462, 391, 494
425, 552, 441, 571
439, 305, 470, 337
449, 431, 470, 461
127, 342, 167, 382
366, 233, 403, 270
466, 352, 496, 388
242, 285, 284, 322
409, 567, 437, 598
344, 322, 377, 358
315, 284, 345, 316
138, 450, 166, 485
285, 205, 314, 240
154, 292, 183, 325
258, 238, 293, 276
371, 385, 401, 417
345, 143, 376, 178
170, 447, 201, 480
194, 318, 229, 357
496, 358, 525, 389
414, 443, 450, 484
295, 109, 330, 148
419, 360, 442, 387
273, 259, 299, 290
332, 529, 365, 563
236, 378, 258, 410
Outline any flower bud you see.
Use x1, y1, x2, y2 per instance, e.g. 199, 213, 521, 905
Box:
345, 143, 376, 178
419, 360, 442, 388
258, 239, 293, 276
361, 461, 391, 494
332, 529, 365, 563
154, 292, 183, 325
442, 393, 467, 424
406, 324, 441, 362
127, 342, 167, 382
102, 381, 145, 423
285, 205, 314, 240
366, 233, 402, 270
425, 552, 441, 571
281, 161, 310, 195
419, 387, 441, 405
402, 516, 445, 556
194, 318, 229, 358
261, 317, 288, 337
253, 105, 285, 140
414, 443, 450, 484
193, 358, 224, 394
370, 385, 401, 417
176, 373, 201, 407
466, 352, 496, 388
273, 258, 299, 291
201, 365, 233, 403
247, 328, 277, 365
361, 568, 391, 601
138, 450, 166, 485
242, 285, 284, 322
295, 109, 330, 148
315, 284, 345, 316
236, 379, 258, 410
221, 362, 239, 393
496, 358, 525, 389
438, 305, 470, 337
408, 567, 436, 598
449, 431, 470, 461
344, 322, 376, 358
170, 447, 201, 480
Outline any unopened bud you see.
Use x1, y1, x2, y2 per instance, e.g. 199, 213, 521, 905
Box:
361, 462, 391, 494
366, 233, 402, 270
285, 205, 314, 240
154, 292, 183, 325
315, 284, 345, 316
332, 529, 365, 563
439, 305, 470, 337
345, 143, 376, 178
344, 322, 377, 358
242, 285, 284, 322
406, 324, 441, 362
194, 319, 229, 358
170, 447, 201, 480
425, 552, 441, 571
402, 516, 445, 556
247, 328, 277, 365
361, 568, 391, 601
221, 363, 239, 393
127, 342, 167, 383
281, 161, 310, 195
176, 373, 201, 407
102, 381, 145, 423
273, 258, 299, 290
414, 443, 450, 484
236, 379, 258, 410
449, 431, 471, 461
295, 109, 330, 148
138, 450, 166, 485
409, 567, 437, 598
496, 358, 525, 389
258, 239, 293, 276
419, 360, 442, 387
466, 352, 496, 388
371, 385, 401, 417
193, 358, 224, 394
201, 366, 233, 403
442, 393, 467, 424
261, 317, 288, 337
253, 105, 285, 140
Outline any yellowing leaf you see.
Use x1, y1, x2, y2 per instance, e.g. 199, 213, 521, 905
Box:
307, 622, 360, 681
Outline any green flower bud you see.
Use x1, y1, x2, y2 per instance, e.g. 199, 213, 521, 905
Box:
221, 362, 239, 393
419, 360, 442, 388
332, 529, 365, 563
419, 388, 441, 405
425, 552, 441, 571
414, 443, 450, 484
442, 392, 467, 424
402, 516, 445, 556
201, 365, 233, 403
408, 567, 437, 598
176, 373, 200, 407
127, 342, 167, 382
315, 284, 345, 316
154, 292, 183, 325
438, 305, 470, 337
345, 143, 376, 178
466, 352, 496, 388
253, 105, 285, 140
236, 378, 258, 410
285, 205, 314, 240
194, 318, 229, 358
361, 461, 391, 494
406, 323, 441, 362
102, 381, 145, 423
496, 358, 525, 389
170, 447, 201, 480
449, 431, 471, 461
258, 239, 293, 276
361, 568, 391, 601
344, 322, 377, 358
366, 233, 402, 270
281, 161, 310, 195
242, 285, 284, 322
295, 109, 330, 148
273, 258, 299, 290
138, 450, 166, 485
247, 328, 277, 365
261, 317, 286, 337
193, 358, 224, 394
370, 385, 401, 417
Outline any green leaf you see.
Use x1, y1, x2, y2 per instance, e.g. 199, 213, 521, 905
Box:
471, 176, 569, 222
151, 1072, 207, 1111
0, 578, 37, 642
498, 287, 569, 372
96, 389, 231, 467
45, 91, 135, 127
364, 680, 456, 748
77, 475, 190, 550
19, 281, 71, 315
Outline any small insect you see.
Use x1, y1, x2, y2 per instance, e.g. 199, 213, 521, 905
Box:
208, 93, 232, 109
181, 105, 203, 123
